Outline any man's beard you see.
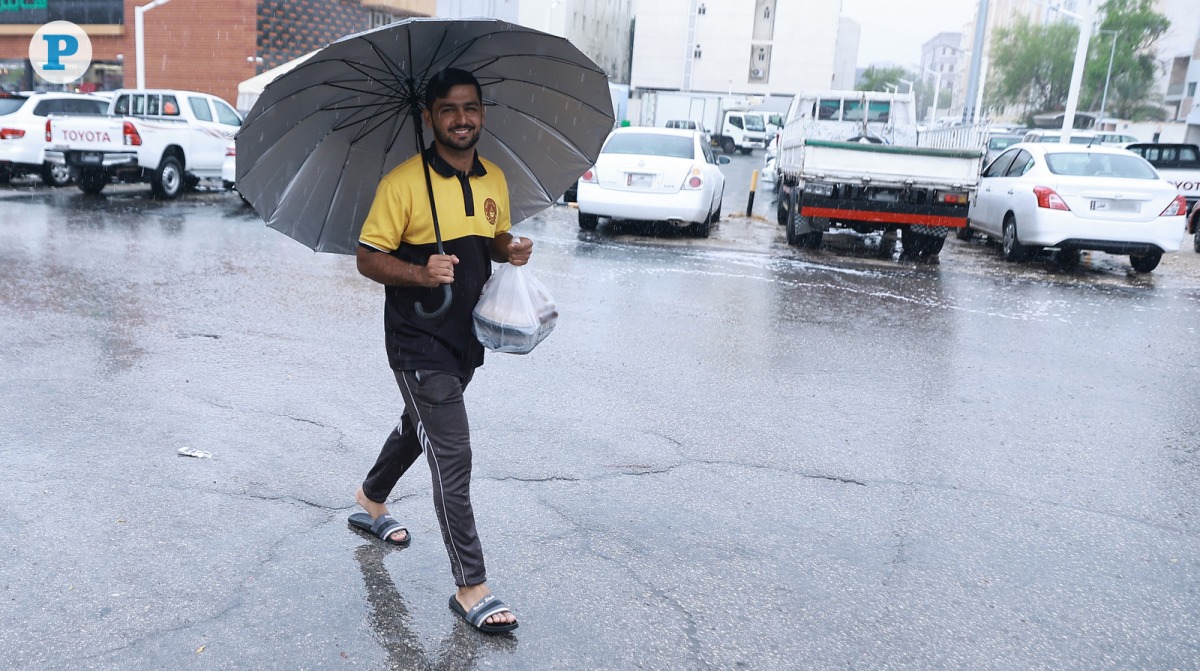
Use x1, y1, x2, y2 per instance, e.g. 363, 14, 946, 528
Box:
434, 124, 481, 151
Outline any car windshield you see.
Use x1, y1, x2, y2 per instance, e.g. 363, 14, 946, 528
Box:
1044, 152, 1158, 179
1035, 134, 1095, 145
603, 133, 695, 159
989, 136, 1021, 151
743, 115, 766, 131
0, 97, 27, 115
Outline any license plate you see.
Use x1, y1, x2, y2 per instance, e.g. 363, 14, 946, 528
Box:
626, 172, 653, 188
80, 152, 101, 164
1090, 199, 1139, 213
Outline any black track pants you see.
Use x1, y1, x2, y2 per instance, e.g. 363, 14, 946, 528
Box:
361, 369, 485, 587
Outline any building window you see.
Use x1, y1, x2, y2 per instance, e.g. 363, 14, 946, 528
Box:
1189, 82, 1197, 97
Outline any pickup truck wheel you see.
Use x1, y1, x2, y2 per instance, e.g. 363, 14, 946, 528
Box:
41, 162, 72, 187
721, 137, 735, 154
1001, 216, 1030, 262
1129, 251, 1162, 273
151, 157, 184, 199
76, 168, 108, 194
739, 147, 752, 155
578, 211, 599, 231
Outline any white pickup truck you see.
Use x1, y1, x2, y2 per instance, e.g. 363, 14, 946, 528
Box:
1124, 143, 1200, 251
44, 89, 242, 198
776, 90, 987, 257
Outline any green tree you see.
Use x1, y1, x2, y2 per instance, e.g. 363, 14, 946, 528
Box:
989, 16, 1079, 119
856, 66, 912, 93
988, 0, 1170, 122
1085, 0, 1170, 120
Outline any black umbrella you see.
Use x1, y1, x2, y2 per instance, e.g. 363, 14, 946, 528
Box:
236, 17, 615, 315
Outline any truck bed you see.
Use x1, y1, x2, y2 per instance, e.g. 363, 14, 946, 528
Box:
796, 140, 983, 190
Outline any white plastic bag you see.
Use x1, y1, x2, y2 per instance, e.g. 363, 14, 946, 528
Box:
472, 262, 557, 354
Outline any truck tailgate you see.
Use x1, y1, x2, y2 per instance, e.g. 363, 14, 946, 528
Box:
47, 115, 128, 153
800, 140, 982, 190
1155, 167, 1200, 206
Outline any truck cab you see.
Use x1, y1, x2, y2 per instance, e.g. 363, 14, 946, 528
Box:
714, 110, 768, 155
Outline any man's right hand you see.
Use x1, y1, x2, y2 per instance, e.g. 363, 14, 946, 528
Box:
421, 254, 459, 287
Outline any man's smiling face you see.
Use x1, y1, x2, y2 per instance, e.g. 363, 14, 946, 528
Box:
425, 83, 484, 153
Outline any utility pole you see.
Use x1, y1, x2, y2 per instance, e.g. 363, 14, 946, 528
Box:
962, 0, 989, 124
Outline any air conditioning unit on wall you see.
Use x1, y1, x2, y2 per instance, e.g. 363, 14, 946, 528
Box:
751, 68, 764, 78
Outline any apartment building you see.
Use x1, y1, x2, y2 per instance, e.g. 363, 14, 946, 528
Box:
0, 0, 433, 105
437, 0, 634, 84
630, 0, 853, 96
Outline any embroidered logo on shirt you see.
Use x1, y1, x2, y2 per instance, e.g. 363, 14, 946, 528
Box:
484, 198, 498, 227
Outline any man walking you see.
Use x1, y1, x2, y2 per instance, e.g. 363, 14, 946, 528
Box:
349, 68, 529, 634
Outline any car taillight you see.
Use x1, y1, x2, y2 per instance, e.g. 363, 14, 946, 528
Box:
1033, 186, 1070, 211
123, 121, 142, 146
580, 168, 597, 184
683, 166, 703, 190
938, 191, 968, 204
0, 128, 25, 140
1160, 195, 1187, 216
45, 119, 51, 142
225, 144, 236, 157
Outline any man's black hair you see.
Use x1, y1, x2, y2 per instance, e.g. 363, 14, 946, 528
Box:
424, 68, 484, 110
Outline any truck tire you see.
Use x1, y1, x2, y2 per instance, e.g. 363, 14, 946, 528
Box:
786, 213, 822, 248
41, 162, 72, 187
1129, 251, 1162, 273
721, 137, 735, 154
1194, 232, 1199, 254
904, 229, 944, 258
76, 168, 108, 195
151, 156, 184, 199
739, 147, 752, 155
1001, 215, 1030, 262
578, 211, 599, 231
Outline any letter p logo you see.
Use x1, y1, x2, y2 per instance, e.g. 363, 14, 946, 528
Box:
30, 21, 92, 84
42, 34, 79, 71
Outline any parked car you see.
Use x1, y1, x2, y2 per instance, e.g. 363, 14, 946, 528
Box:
1124, 143, 1200, 252
1021, 129, 1100, 144
576, 127, 730, 237
967, 143, 1186, 272
221, 141, 236, 190
0, 91, 109, 186
665, 119, 701, 130
985, 133, 1025, 166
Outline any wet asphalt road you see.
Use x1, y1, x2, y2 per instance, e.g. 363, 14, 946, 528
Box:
1, 160, 1199, 670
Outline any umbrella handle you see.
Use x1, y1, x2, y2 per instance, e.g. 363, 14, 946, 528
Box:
415, 284, 452, 319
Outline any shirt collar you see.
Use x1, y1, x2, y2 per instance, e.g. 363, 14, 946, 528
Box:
424, 144, 487, 179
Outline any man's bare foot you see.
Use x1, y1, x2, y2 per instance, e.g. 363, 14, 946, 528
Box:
354, 486, 408, 544
457, 583, 517, 627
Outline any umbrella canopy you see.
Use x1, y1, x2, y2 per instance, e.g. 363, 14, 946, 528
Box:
235, 17, 616, 255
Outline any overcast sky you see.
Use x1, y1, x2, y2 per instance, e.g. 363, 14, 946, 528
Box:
840, 0, 979, 69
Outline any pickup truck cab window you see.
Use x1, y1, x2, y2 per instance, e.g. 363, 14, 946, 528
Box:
147, 95, 160, 115
162, 95, 180, 116
816, 100, 839, 120
188, 97, 214, 122
213, 100, 241, 127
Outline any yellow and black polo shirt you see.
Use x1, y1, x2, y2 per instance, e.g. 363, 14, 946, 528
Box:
359, 147, 511, 376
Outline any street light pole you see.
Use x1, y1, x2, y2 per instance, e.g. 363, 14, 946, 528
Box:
135, 0, 174, 89
1058, 0, 1095, 143
1097, 30, 1120, 126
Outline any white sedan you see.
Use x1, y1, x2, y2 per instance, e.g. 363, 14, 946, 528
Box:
967, 143, 1187, 272
576, 127, 729, 237
0, 92, 108, 186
